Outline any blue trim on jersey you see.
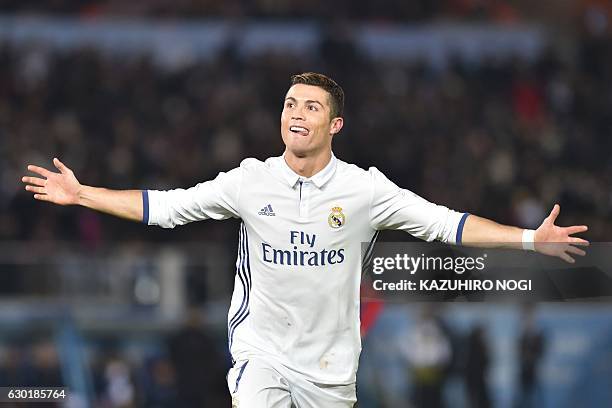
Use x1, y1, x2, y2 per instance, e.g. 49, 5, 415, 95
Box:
456, 213, 470, 245
228, 224, 248, 334
362, 231, 380, 273
230, 311, 250, 350
232, 224, 252, 333
233, 360, 249, 393
228, 223, 252, 352
142, 190, 149, 224
229, 224, 251, 349
228, 230, 247, 333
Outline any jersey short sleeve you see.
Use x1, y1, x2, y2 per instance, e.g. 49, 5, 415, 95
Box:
145, 166, 242, 228
368, 167, 468, 244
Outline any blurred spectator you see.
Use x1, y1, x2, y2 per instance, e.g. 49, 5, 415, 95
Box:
27, 340, 63, 387
464, 324, 491, 408
0, 343, 28, 386
401, 307, 453, 408
102, 356, 136, 408
167, 308, 230, 407
141, 355, 178, 408
515, 305, 546, 408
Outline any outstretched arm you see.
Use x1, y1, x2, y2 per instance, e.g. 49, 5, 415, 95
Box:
22, 158, 143, 222
461, 204, 589, 263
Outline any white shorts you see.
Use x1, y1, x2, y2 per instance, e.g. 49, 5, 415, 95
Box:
227, 357, 357, 408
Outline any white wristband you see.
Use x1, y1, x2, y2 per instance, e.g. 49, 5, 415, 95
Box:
522, 229, 536, 251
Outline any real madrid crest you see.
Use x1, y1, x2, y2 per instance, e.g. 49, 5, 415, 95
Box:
328, 206, 346, 229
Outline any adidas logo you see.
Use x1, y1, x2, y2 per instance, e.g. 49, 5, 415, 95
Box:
258, 204, 276, 216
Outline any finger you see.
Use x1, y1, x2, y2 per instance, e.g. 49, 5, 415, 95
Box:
566, 245, 586, 257
53, 157, 70, 174
559, 252, 575, 264
565, 225, 588, 235
21, 176, 46, 187
27, 165, 52, 178
25, 185, 45, 194
569, 238, 589, 246
33, 194, 50, 201
546, 204, 560, 223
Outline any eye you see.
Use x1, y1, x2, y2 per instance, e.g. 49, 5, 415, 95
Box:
308, 105, 318, 111
285, 102, 294, 108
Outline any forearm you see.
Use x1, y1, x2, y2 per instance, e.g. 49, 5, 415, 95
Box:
77, 186, 144, 222
461, 214, 525, 249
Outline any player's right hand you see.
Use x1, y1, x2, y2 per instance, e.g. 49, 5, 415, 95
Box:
22, 158, 82, 206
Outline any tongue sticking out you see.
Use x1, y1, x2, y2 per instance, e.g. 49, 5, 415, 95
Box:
290, 126, 309, 136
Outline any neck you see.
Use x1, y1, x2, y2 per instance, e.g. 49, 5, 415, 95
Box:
284, 149, 332, 178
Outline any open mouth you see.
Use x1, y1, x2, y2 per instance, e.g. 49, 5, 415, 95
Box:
289, 126, 310, 136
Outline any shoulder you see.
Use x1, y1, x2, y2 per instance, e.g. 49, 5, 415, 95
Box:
239, 157, 266, 170
231, 157, 269, 176
210, 158, 266, 184
335, 159, 387, 183
233, 156, 288, 181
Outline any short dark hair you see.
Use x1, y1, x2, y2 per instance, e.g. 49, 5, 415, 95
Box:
290, 72, 344, 118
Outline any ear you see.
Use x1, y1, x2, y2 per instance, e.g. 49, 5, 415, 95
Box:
330, 117, 344, 135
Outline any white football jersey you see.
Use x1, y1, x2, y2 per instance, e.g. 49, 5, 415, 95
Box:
144, 154, 468, 384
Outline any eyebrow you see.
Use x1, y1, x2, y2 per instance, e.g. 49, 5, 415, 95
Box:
285, 97, 325, 108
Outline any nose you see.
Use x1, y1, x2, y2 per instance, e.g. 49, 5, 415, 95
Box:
291, 105, 306, 120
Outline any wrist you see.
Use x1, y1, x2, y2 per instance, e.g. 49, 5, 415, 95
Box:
75, 184, 88, 206
522, 229, 536, 251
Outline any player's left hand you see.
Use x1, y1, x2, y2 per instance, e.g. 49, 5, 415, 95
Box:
534, 204, 589, 263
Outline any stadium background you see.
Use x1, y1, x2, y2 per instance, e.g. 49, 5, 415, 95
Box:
1, 0, 611, 407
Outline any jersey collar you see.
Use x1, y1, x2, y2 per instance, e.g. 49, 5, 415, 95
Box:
279, 153, 337, 189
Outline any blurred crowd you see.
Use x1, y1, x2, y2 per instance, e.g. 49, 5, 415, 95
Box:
0, 305, 551, 408
1, 20, 610, 246
0, 0, 538, 23
3, 0, 611, 26
396, 305, 545, 408
0, 310, 231, 408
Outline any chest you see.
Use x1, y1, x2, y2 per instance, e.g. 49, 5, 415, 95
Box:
241, 179, 369, 248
